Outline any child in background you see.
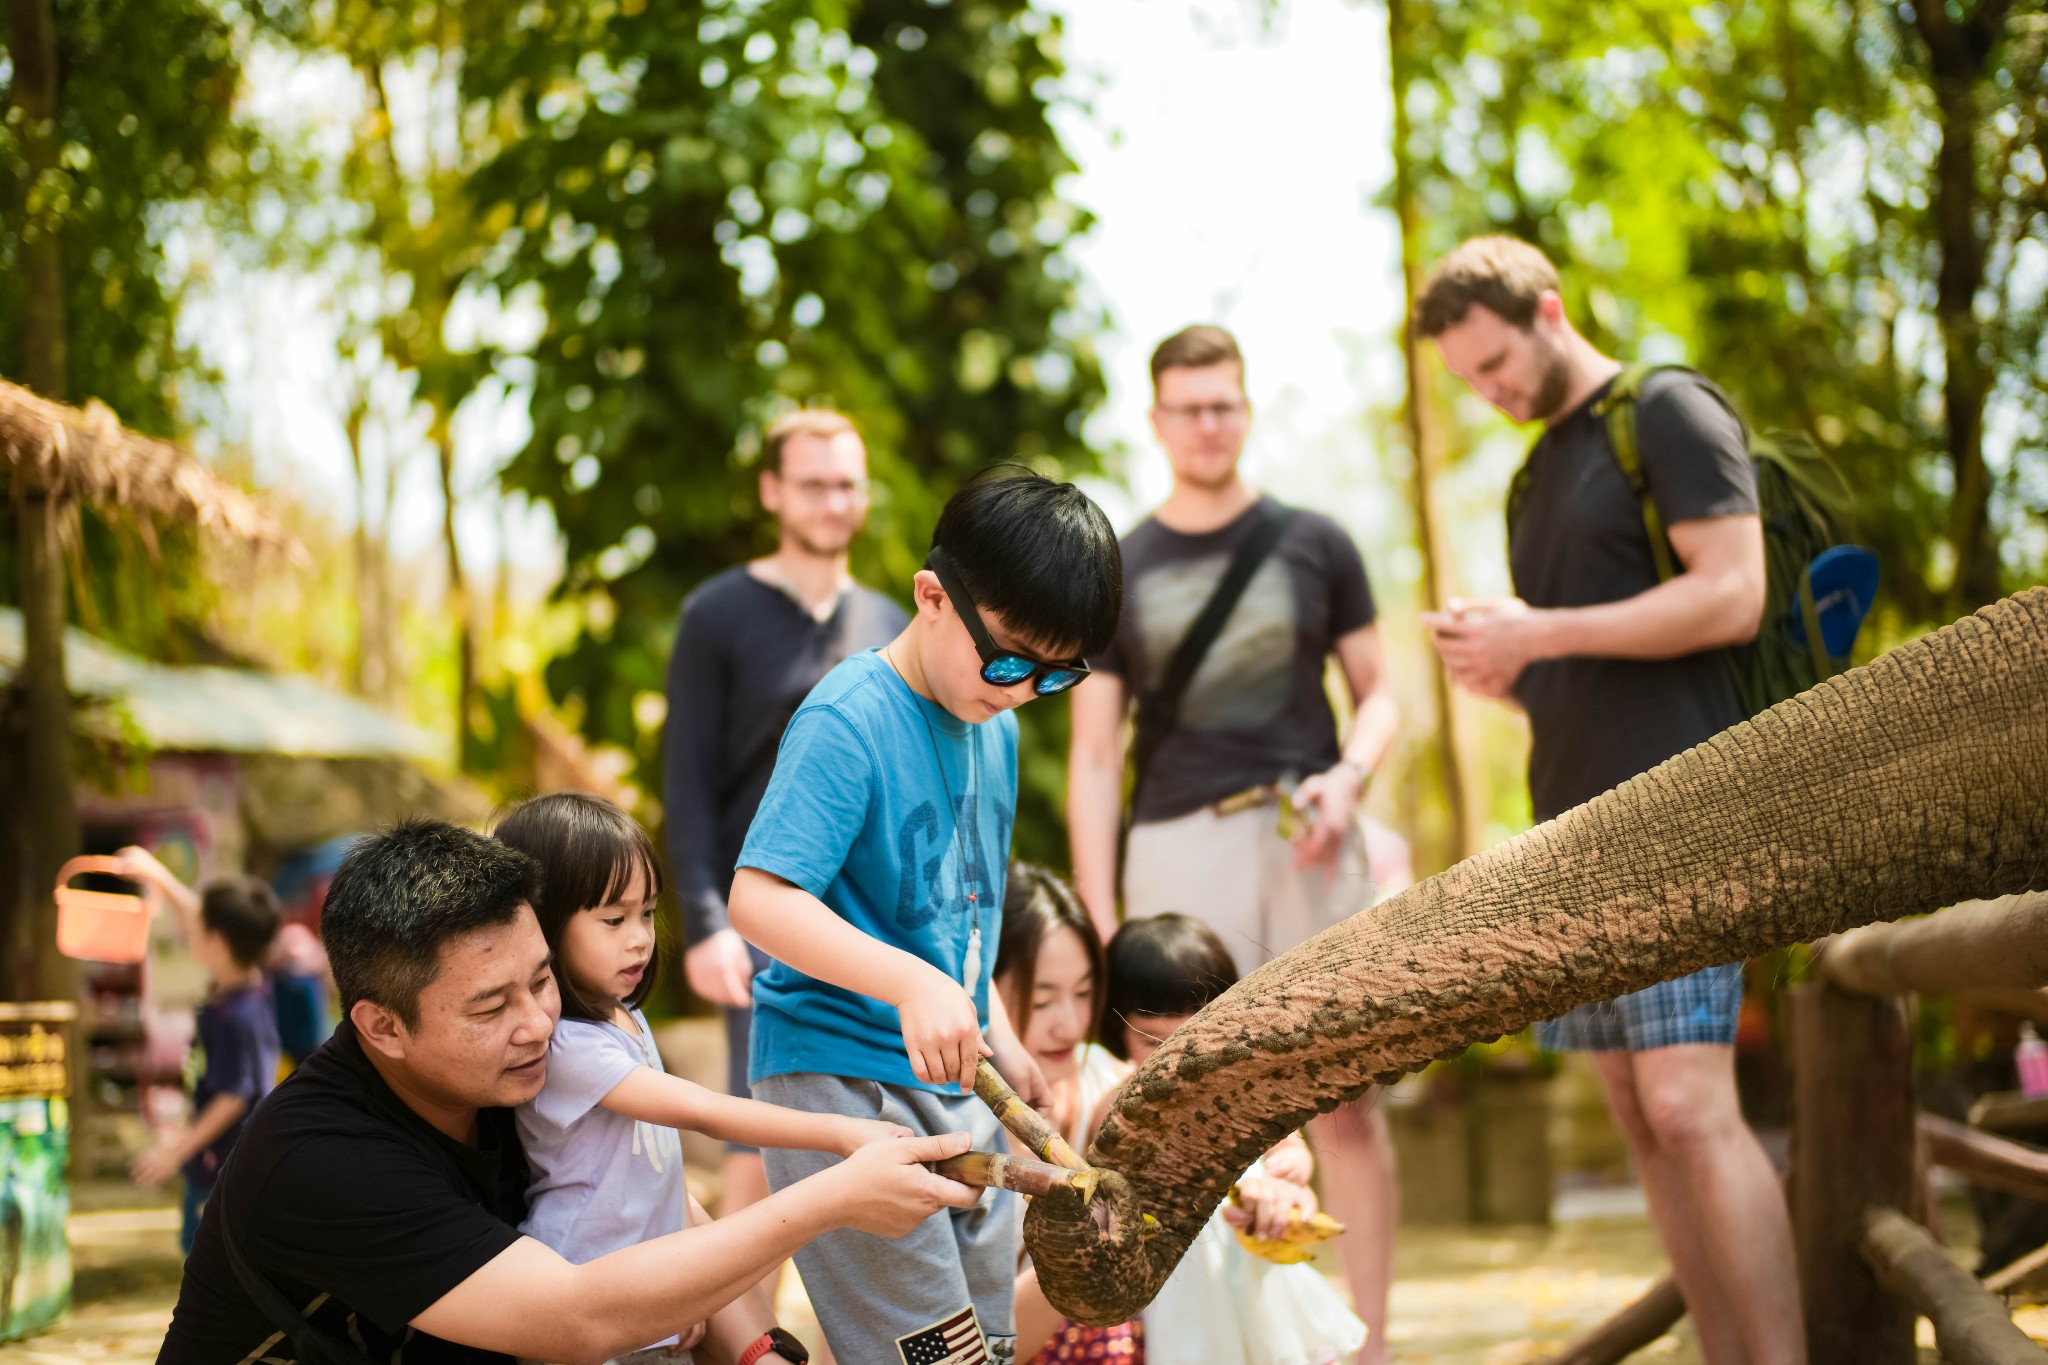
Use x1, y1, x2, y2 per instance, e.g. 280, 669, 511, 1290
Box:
1019, 914, 1366, 1365
992, 865, 1119, 1155
1106, 915, 1366, 1365
729, 470, 1125, 1364
114, 847, 282, 1255
993, 865, 1136, 1365
495, 791, 910, 1365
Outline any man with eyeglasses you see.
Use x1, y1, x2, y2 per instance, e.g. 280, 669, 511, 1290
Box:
663, 408, 907, 1224
1066, 324, 1400, 1363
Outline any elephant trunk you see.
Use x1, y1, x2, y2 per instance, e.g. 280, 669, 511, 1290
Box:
1027, 589, 2048, 1326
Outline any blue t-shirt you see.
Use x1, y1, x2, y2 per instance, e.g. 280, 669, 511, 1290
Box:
186, 980, 282, 1190
739, 650, 1017, 1093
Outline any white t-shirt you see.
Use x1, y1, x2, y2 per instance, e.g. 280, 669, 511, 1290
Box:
517, 1009, 687, 1275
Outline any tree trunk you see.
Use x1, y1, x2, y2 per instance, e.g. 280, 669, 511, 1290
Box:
4, 0, 83, 1008
434, 421, 476, 769
1819, 893, 2048, 998
1026, 590, 2048, 1325
1790, 983, 1917, 1363
1387, 0, 1478, 866
1911, 0, 2011, 614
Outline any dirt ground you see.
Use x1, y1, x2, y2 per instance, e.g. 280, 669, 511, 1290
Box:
12, 1018, 2043, 1362
12, 1187, 2040, 1364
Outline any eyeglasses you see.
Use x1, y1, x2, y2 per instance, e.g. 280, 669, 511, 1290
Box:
1156, 399, 1249, 427
783, 477, 870, 502
926, 547, 1091, 696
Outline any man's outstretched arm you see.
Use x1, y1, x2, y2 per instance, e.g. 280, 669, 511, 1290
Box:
412, 1131, 977, 1365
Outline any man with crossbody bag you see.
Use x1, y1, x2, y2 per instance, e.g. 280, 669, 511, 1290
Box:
1066, 325, 1401, 1365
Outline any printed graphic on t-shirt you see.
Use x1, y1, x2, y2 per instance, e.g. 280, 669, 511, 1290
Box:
897, 1305, 989, 1365
894, 792, 1009, 932
1134, 553, 1294, 730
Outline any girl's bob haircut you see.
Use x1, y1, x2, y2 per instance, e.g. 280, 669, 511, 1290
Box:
1100, 913, 1239, 1061
994, 862, 1106, 1045
492, 791, 665, 1023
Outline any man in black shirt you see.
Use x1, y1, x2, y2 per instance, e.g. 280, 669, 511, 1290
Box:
1418, 237, 1803, 1365
1066, 326, 1400, 1363
158, 820, 975, 1365
664, 408, 907, 1219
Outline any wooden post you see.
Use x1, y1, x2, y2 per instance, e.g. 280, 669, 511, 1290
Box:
1790, 982, 1917, 1364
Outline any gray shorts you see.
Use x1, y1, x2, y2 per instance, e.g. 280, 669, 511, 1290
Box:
753, 1072, 1016, 1365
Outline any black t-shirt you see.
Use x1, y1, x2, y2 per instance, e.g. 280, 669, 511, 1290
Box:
1509, 369, 1759, 821
662, 568, 908, 950
1092, 496, 1377, 823
157, 1023, 529, 1365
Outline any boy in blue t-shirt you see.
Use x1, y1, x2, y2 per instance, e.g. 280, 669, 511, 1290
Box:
731, 470, 1122, 1365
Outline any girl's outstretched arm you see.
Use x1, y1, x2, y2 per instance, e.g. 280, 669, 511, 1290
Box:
596, 1068, 908, 1156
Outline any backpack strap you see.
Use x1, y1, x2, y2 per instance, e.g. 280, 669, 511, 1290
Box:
1592, 363, 1679, 583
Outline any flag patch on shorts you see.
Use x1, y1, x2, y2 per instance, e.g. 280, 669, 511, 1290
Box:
897, 1305, 988, 1365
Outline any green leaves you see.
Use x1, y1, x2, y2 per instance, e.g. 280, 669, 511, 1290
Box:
463, 0, 1103, 857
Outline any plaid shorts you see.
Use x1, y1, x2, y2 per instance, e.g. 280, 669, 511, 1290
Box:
1536, 962, 1745, 1053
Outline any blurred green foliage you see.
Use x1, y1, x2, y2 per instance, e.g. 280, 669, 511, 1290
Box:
1388, 0, 2046, 632
453, 0, 1105, 860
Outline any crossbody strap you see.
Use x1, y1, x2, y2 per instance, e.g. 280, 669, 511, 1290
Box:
1127, 500, 1298, 815
217, 1178, 384, 1365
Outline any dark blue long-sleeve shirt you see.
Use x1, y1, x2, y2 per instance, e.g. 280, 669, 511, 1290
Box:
661, 567, 907, 946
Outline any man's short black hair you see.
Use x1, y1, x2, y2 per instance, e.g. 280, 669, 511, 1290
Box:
200, 878, 281, 970
321, 819, 543, 1031
931, 467, 1121, 657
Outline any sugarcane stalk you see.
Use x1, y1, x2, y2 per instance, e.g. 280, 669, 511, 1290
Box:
974, 1059, 1090, 1172
934, 1151, 1101, 1204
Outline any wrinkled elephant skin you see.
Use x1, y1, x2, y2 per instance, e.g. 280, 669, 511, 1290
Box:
1026, 589, 2048, 1326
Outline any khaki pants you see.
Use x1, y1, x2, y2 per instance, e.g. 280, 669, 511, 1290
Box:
1122, 801, 1375, 979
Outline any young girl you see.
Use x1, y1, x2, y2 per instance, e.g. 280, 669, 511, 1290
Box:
1008, 904, 1366, 1365
495, 792, 909, 1364
994, 864, 1122, 1156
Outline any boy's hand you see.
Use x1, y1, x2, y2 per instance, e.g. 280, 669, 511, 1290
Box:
828, 1115, 915, 1158
666, 1321, 709, 1355
985, 1021, 1049, 1110
112, 845, 175, 890
131, 1146, 182, 1189
823, 1131, 981, 1236
894, 967, 988, 1093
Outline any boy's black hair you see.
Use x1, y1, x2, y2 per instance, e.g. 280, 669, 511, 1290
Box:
492, 791, 665, 1023
321, 819, 543, 1031
200, 878, 282, 970
1100, 913, 1240, 1061
994, 862, 1105, 1045
930, 466, 1122, 658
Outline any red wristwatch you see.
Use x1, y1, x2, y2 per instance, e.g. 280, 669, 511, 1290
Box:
739, 1327, 810, 1365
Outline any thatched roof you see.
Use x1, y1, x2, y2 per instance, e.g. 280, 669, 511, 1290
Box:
0, 376, 298, 555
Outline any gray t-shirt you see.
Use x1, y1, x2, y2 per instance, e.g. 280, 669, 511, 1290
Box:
1091, 497, 1377, 823
517, 1008, 686, 1321
1509, 369, 1759, 820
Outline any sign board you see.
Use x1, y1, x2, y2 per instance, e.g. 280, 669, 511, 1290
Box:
0, 1004, 74, 1342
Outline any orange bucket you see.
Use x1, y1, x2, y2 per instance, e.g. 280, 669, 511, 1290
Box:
55, 856, 160, 964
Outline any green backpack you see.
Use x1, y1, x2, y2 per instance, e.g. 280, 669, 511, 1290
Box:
1515, 363, 1863, 716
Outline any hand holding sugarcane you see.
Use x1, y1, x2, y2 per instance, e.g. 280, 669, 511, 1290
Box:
926, 1060, 1101, 1207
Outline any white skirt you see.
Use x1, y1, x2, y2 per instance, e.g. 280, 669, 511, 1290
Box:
1143, 1208, 1367, 1365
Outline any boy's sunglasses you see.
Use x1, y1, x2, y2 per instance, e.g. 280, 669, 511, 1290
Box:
926, 548, 1092, 697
